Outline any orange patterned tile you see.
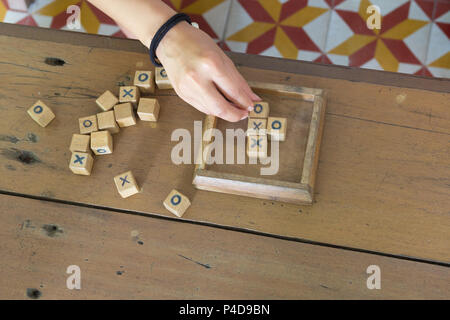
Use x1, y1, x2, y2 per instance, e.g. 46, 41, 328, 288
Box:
0, 0, 447, 78
325, 0, 434, 75
225, 0, 331, 61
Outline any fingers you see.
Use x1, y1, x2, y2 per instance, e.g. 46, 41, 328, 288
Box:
213, 72, 254, 111
223, 57, 262, 102
242, 82, 261, 101
201, 82, 248, 122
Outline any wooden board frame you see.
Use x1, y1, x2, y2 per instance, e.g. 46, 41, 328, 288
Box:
193, 81, 327, 205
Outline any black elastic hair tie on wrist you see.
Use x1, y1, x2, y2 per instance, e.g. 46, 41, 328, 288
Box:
149, 13, 192, 67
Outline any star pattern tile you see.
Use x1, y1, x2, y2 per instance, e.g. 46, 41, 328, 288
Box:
0, 0, 448, 78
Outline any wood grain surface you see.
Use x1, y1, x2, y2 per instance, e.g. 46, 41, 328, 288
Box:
0, 194, 448, 299
0, 26, 449, 266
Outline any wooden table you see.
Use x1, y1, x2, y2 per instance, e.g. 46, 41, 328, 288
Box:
0, 23, 448, 299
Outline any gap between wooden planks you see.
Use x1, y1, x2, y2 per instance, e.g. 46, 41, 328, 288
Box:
0, 28, 448, 264
0, 194, 449, 299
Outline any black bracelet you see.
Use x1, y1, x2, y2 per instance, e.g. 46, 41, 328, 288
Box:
149, 13, 192, 67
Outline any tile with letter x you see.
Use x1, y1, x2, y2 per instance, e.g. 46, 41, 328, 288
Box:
247, 118, 267, 136
119, 86, 140, 107
247, 135, 267, 159
69, 152, 94, 176
163, 189, 191, 217
114, 171, 140, 198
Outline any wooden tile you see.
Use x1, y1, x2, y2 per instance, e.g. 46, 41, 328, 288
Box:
155, 67, 172, 89
69, 134, 90, 153
114, 171, 140, 198
119, 86, 140, 107
203, 115, 217, 142
114, 103, 137, 127
247, 118, 267, 136
249, 101, 270, 118
137, 98, 160, 121
267, 117, 287, 141
79, 115, 98, 134
27, 100, 55, 127
91, 131, 113, 155
258, 134, 268, 159
69, 152, 94, 176
134, 71, 155, 94
96, 90, 118, 111
163, 189, 191, 217
247, 135, 267, 159
97, 111, 120, 134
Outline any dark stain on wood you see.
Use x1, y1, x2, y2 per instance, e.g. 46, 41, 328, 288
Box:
116, 74, 131, 87
44, 57, 66, 66
26, 133, 38, 143
0, 135, 20, 144
20, 219, 35, 230
1, 148, 41, 164
5, 164, 16, 171
42, 224, 63, 237
26, 288, 42, 299
0, 133, 38, 144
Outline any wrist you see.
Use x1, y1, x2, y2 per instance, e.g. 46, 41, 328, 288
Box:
139, 7, 176, 48
155, 21, 192, 65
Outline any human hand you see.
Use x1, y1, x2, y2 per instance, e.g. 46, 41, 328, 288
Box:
156, 22, 261, 122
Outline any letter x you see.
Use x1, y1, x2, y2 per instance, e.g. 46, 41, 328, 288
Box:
74, 155, 85, 164
253, 122, 262, 130
120, 175, 130, 187
123, 89, 133, 98
251, 138, 262, 148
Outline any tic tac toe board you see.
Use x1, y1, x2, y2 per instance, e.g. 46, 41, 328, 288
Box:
193, 82, 326, 205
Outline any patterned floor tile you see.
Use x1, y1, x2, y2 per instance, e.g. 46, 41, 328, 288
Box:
0, 0, 447, 78
224, 0, 333, 62
324, 0, 434, 74
163, 0, 232, 40
0, 1, 7, 22
424, 0, 450, 78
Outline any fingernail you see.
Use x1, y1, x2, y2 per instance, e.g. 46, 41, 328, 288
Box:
247, 106, 254, 111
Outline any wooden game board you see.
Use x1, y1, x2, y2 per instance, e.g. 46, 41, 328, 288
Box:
194, 82, 327, 205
